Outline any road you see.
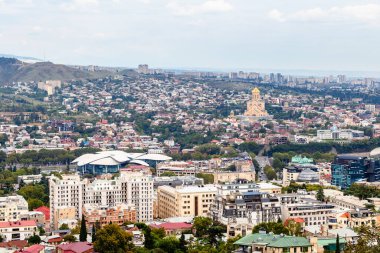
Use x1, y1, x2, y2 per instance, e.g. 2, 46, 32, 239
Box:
254, 156, 271, 181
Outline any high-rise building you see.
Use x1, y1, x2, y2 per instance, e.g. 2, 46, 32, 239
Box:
137, 64, 149, 74
331, 149, 380, 189
49, 171, 153, 229
49, 174, 84, 230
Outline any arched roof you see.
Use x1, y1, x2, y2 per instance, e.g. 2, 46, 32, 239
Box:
370, 147, 380, 158
72, 150, 171, 167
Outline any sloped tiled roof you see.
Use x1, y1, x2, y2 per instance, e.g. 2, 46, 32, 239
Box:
234, 233, 311, 248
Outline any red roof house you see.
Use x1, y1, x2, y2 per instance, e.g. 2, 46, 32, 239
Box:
56, 242, 94, 253
15, 244, 44, 253
150, 222, 192, 236
34, 206, 50, 221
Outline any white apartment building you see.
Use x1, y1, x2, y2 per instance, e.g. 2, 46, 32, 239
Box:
0, 220, 37, 241
0, 195, 29, 222
49, 172, 153, 229
281, 199, 335, 226
49, 174, 84, 230
317, 127, 364, 141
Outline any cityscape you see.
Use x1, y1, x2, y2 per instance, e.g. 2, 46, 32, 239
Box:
0, 1, 380, 253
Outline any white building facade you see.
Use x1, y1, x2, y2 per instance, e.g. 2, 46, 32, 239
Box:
49, 171, 153, 228
0, 195, 29, 222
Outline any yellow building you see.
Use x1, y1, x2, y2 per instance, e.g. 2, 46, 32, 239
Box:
53, 206, 76, 229
213, 171, 256, 184
244, 87, 268, 117
157, 185, 217, 219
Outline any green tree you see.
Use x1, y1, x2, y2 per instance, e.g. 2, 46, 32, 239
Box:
0, 151, 6, 163
252, 222, 290, 235
192, 217, 213, 238
38, 227, 45, 236
59, 223, 69, 230
345, 225, 380, 253
93, 224, 134, 253
179, 233, 187, 253
92, 225, 97, 243
285, 220, 302, 236
192, 217, 226, 246
27, 198, 44, 211
196, 173, 214, 184
316, 188, 325, 202
79, 214, 87, 242
238, 142, 262, 154
160, 171, 176, 177
195, 144, 221, 155
156, 236, 180, 253
335, 234, 340, 253
143, 227, 155, 249
219, 236, 241, 253
263, 165, 277, 180
28, 234, 41, 245
63, 234, 77, 242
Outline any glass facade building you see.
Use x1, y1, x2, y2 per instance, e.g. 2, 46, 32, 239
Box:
331, 154, 380, 189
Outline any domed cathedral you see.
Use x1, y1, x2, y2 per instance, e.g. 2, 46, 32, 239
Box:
244, 87, 268, 117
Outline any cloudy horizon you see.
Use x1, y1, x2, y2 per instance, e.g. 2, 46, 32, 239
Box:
1, 0, 380, 73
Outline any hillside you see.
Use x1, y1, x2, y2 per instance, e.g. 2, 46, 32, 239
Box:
0, 57, 111, 83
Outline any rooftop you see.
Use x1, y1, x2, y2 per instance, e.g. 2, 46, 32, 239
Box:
159, 184, 217, 194
0, 220, 36, 228
56, 242, 93, 253
234, 233, 311, 248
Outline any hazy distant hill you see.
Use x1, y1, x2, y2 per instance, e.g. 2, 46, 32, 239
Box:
0, 54, 43, 63
0, 57, 111, 83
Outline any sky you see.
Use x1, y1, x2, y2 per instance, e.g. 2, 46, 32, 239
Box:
1, 0, 380, 74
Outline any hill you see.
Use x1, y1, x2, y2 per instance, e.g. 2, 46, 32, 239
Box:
0, 57, 111, 83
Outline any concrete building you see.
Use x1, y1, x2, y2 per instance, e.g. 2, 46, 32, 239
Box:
54, 207, 76, 230
72, 150, 171, 175
153, 176, 204, 188
282, 199, 335, 226
0, 195, 29, 222
157, 185, 217, 218
317, 126, 365, 141
156, 161, 198, 177
49, 174, 84, 230
49, 171, 154, 229
0, 221, 37, 241
211, 181, 281, 238
83, 203, 136, 229
213, 171, 256, 184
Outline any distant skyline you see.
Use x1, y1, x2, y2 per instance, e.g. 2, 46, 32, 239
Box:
1, 0, 380, 73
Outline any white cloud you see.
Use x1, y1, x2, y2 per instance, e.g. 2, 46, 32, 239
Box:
268, 4, 380, 25
268, 9, 285, 22
167, 0, 233, 16
0, 0, 34, 14
32, 26, 42, 32
60, 0, 99, 12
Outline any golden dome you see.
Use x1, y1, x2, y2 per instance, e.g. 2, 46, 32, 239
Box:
252, 87, 260, 93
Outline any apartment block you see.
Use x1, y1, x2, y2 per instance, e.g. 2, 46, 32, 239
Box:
0, 195, 29, 222
281, 199, 335, 226
83, 203, 136, 229
157, 185, 217, 218
49, 172, 153, 229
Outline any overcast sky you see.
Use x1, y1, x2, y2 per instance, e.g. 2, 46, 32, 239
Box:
1, 0, 380, 73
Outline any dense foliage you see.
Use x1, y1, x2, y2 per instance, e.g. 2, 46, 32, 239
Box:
344, 184, 380, 200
